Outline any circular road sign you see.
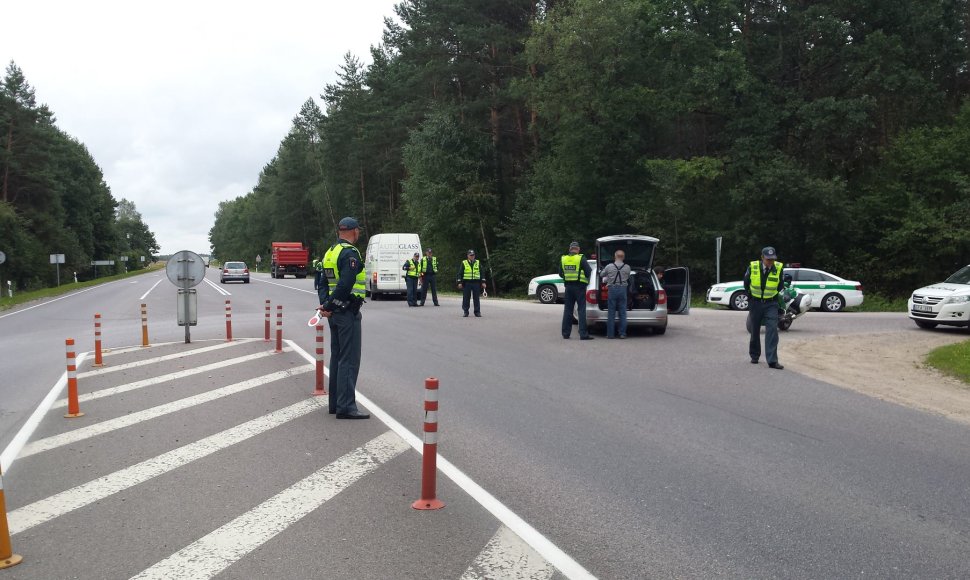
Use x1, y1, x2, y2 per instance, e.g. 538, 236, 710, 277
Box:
0, 251, 6, 265
165, 250, 206, 288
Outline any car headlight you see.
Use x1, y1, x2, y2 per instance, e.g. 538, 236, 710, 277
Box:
944, 295, 970, 304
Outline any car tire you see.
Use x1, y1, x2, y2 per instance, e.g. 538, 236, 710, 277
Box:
220, 279, 225, 284
821, 293, 845, 312
730, 291, 749, 311
778, 317, 792, 331
652, 324, 667, 335
244, 279, 249, 284
914, 320, 938, 329
538, 284, 558, 304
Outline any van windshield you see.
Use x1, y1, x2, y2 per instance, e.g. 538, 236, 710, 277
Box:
944, 265, 970, 285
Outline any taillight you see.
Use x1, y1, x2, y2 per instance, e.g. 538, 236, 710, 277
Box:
856, 284, 863, 292
599, 285, 608, 302
657, 289, 667, 304
372, 272, 377, 281
223, 269, 229, 274
243, 268, 249, 273
586, 289, 598, 304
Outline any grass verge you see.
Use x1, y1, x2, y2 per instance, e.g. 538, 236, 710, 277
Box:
0, 264, 164, 312
926, 340, 970, 385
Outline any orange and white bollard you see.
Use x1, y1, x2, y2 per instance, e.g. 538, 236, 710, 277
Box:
225, 299, 233, 342
275, 304, 283, 353
312, 324, 327, 396
93, 313, 104, 367
140, 303, 149, 347
413, 377, 444, 510
0, 465, 23, 570
264, 299, 271, 342
64, 338, 84, 419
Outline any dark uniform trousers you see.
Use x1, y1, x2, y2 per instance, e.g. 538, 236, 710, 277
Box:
405, 275, 419, 306
327, 309, 363, 414
747, 297, 780, 364
561, 282, 589, 338
420, 275, 438, 306
462, 282, 482, 315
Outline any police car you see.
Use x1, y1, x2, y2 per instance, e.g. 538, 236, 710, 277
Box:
528, 261, 595, 304
706, 266, 863, 312
908, 264, 970, 329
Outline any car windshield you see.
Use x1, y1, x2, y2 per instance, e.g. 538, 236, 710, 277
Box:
944, 265, 970, 285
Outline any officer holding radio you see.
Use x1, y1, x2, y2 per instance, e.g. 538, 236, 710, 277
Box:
317, 217, 370, 419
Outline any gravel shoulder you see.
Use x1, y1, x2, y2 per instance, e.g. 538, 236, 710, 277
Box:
781, 331, 970, 425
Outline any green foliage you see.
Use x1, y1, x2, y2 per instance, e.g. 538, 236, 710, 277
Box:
926, 340, 970, 385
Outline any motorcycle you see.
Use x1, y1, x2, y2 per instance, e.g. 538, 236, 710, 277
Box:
746, 274, 811, 332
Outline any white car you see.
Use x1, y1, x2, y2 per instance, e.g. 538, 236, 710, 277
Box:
527, 261, 594, 304
908, 264, 970, 329
706, 267, 863, 312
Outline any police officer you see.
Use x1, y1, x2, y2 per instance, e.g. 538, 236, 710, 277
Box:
403, 251, 421, 306
312, 257, 327, 305
456, 249, 486, 317
744, 246, 785, 369
419, 247, 439, 306
317, 217, 370, 419
560, 241, 594, 340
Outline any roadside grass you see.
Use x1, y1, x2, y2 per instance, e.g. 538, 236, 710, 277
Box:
0, 264, 164, 312
926, 341, 970, 385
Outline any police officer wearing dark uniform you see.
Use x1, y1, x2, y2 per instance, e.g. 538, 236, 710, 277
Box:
317, 217, 370, 418
560, 241, 594, 340
312, 257, 327, 305
419, 247, 439, 306
404, 251, 421, 306
744, 246, 785, 369
456, 249, 486, 317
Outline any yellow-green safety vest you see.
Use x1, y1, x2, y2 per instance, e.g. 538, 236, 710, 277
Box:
461, 260, 481, 280
748, 260, 784, 299
323, 242, 366, 297
405, 259, 420, 277
561, 254, 588, 284
420, 256, 438, 274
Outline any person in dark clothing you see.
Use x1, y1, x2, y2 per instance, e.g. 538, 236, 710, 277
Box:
317, 217, 370, 419
419, 247, 439, 306
559, 241, 594, 340
403, 252, 421, 306
456, 249, 486, 317
744, 246, 785, 370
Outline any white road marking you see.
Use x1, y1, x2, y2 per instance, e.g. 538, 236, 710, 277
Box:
130, 431, 409, 580
0, 352, 89, 473
252, 277, 316, 294
461, 525, 555, 580
288, 341, 595, 580
139, 278, 164, 300
7, 398, 323, 535
52, 348, 286, 409
79, 339, 257, 378
20, 366, 312, 458
202, 277, 231, 296
0, 282, 124, 320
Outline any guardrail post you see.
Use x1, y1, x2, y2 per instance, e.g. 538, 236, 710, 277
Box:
64, 339, 84, 419
312, 324, 327, 396
264, 299, 271, 342
0, 465, 23, 570
140, 303, 149, 347
275, 304, 283, 353
93, 313, 104, 367
225, 299, 233, 342
413, 377, 444, 510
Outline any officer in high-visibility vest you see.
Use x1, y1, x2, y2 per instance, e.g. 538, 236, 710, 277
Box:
456, 249, 486, 317
403, 251, 421, 306
317, 217, 370, 419
560, 241, 594, 340
419, 247, 439, 306
744, 246, 785, 369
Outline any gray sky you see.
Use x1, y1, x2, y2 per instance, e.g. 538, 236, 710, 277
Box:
1, 0, 400, 255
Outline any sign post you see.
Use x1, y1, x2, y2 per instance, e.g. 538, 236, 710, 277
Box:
715, 236, 723, 284
120, 255, 129, 274
50, 254, 65, 286
255, 254, 262, 273
165, 251, 205, 344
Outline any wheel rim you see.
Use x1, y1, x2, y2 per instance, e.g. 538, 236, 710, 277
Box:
826, 295, 843, 311
539, 286, 555, 303
734, 293, 748, 310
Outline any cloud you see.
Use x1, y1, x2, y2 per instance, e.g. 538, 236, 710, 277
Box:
1, 0, 399, 254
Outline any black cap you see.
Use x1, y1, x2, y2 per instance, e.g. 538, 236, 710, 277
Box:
338, 217, 360, 230
762, 246, 778, 259
569, 241, 580, 249
467, 249, 476, 255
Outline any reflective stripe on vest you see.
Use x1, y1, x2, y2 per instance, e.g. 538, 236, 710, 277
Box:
749, 260, 784, 299
560, 254, 588, 284
323, 242, 366, 297
462, 260, 481, 280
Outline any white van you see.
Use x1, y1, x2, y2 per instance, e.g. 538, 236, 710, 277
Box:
364, 233, 422, 300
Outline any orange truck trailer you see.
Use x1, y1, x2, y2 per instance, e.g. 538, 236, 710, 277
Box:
270, 242, 309, 279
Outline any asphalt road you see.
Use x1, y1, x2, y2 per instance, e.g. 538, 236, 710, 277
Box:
2, 269, 970, 578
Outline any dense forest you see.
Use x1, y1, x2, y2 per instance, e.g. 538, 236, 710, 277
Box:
209, 0, 969, 297
0, 62, 159, 291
